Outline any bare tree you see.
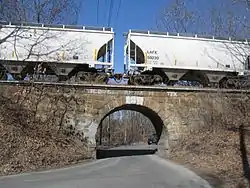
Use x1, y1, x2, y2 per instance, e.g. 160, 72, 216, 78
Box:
97, 110, 155, 147
0, 0, 83, 53
0, 0, 82, 24
156, 0, 197, 33
157, 0, 250, 37
0, 0, 83, 80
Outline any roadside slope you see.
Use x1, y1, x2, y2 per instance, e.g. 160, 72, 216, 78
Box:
0, 95, 91, 176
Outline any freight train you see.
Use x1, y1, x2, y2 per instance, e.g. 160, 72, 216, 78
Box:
0, 21, 114, 83
0, 21, 249, 89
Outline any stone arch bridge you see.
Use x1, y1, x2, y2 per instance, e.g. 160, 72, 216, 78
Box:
0, 82, 248, 158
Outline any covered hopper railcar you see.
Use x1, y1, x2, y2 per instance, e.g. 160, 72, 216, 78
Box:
0, 21, 115, 83
124, 30, 250, 88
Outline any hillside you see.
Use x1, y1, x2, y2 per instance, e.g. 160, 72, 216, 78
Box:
169, 94, 250, 188
0, 95, 91, 176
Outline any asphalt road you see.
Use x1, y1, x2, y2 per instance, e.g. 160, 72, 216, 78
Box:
0, 155, 211, 188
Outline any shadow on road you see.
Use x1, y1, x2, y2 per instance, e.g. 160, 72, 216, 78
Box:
96, 147, 158, 159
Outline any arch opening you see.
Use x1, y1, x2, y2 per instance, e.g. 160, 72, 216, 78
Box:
96, 104, 164, 148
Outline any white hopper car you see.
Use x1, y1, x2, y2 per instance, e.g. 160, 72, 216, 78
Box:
0, 21, 114, 82
124, 30, 250, 88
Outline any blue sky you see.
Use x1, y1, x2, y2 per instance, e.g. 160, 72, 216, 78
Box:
77, 0, 167, 73
76, 0, 249, 73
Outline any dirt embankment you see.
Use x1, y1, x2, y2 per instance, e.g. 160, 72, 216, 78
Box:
0, 89, 91, 176
169, 94, 250, 188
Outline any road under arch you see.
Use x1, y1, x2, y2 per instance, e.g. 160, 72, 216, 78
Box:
95, 104, 165, 158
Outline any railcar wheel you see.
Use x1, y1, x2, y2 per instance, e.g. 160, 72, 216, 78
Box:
76, 72, 92, 83
220, 76, 250, 89
133, 75, 144, 85
153, 75, 163, 85
224, 79, 240, 89
142, 75, 153, 85
240, 79, 250, 89
95, 73, 109, 84
219, 78, 228, 89
128, 74, 163, 86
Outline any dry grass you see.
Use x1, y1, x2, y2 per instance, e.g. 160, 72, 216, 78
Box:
169, 92, 250, 188
170, 129, 245, 187
0, 88, 91, 176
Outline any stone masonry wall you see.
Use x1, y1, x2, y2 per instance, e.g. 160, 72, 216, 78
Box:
0, 84, 246, 158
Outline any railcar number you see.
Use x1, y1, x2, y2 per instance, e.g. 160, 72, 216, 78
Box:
147, 56, 159, 60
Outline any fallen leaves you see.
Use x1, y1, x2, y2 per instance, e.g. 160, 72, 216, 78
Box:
169, 128, 248, 188
0, 94, 91, 176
